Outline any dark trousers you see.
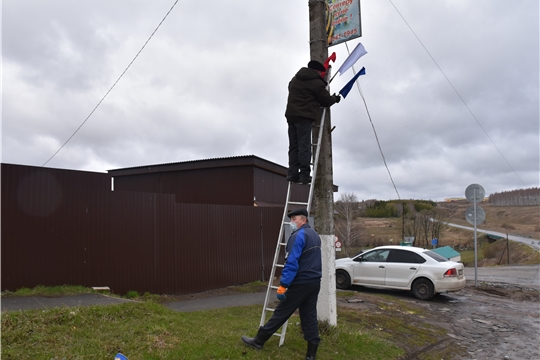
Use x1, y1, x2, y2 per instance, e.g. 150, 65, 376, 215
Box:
261, 281, 321, 343
287, 121, 313, 179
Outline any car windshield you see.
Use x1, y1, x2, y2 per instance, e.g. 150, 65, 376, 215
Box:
423, 250, 448, 262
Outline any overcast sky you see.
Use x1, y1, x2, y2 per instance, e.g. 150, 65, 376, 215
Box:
2, 0, 539, 201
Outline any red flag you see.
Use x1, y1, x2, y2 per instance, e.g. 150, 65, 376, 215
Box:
323, 52, 337, 70
322, 52, 336, 78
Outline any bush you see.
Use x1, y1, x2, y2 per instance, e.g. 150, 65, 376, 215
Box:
125, 290, 139, 299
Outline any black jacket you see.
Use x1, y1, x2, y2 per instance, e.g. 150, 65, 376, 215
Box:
285, 67, 338, 123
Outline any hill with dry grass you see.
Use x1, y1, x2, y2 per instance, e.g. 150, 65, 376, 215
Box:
344, 201, 539, 265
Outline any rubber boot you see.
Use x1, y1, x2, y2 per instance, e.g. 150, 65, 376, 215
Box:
241, 328, 272, 350
305, 341, 318, 360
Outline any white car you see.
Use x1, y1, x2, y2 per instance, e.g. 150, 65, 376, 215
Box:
335, 245, 466, 300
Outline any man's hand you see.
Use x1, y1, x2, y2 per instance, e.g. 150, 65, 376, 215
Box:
333, 94, 341, 103
277, 285, 287, 301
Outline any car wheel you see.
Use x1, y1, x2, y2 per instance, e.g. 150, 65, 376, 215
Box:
411, 278, 434, 300
336, 270, 351, 289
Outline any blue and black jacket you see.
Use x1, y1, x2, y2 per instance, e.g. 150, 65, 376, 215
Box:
280, 223, 322, 287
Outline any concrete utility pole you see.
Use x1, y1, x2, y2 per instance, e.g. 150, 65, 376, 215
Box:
309, 0, 337, 326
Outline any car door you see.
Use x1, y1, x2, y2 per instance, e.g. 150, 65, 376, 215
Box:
352, 249, 390, 285
384, 249, 425, 288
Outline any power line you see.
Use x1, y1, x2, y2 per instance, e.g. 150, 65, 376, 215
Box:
387, 0, 525, 186
42, 0, 180, 167
345, 42, 401, 200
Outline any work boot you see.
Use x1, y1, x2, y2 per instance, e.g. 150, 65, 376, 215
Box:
297, 176, 312, 185
305, 341, 319, 360
241, 328, 272, 350
286, 175, 299, 182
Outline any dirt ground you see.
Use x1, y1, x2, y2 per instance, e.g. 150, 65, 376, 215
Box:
339, 279, 540, 360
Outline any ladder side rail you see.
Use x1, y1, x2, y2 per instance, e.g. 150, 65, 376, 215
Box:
306, 107, 326, 214
260, 182, 292, 327
278, 321, 289, 346
307, 67, 331, 214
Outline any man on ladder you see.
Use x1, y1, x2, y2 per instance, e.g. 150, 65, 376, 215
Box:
285, 60, 341, 184
242, 208, 322, 360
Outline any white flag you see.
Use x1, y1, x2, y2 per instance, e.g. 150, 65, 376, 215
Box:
336, 43, 367, 76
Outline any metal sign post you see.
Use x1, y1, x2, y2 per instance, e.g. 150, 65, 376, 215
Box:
465, 184, 485, 287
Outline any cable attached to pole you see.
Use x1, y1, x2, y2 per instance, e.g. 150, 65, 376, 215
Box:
344, 42, 401, 200
42, 0, 180, 167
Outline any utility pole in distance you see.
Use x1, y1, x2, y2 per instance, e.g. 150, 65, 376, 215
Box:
308, 0, 337, 327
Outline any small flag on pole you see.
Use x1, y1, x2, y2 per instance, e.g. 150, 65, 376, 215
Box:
336, 43, 367, 76
339, 67, 366, 98
321, 52, 336, 78
323, 52, 337, 70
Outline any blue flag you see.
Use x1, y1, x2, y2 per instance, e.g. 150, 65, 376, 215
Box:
339, 67, 366, 99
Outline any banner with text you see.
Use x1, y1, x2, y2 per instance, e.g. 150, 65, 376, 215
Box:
326, 0, 362, 47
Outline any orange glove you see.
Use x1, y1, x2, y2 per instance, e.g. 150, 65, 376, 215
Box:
277, 285, 287, 301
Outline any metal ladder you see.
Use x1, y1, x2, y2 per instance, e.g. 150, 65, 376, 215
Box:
258, 106, 327, 346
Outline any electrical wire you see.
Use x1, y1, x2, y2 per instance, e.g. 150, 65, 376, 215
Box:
344, 42, 401, 200
42, 0, 180, 167
387, 0, 525, 186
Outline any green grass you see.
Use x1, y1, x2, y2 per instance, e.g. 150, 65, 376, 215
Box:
2, 302, 403, 359
2, 284, 463, 359
459, 247, 485, 264
1, 285, 98, 297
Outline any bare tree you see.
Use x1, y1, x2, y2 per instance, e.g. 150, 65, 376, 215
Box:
404, 205, 447, 248
419, 211, 432, 248
404, 203, 420, 244
334, 192, 362, 257
489, 187, 540, 206
429, 209, 447, 241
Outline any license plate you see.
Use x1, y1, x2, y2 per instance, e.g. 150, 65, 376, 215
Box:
458, 269, 463, 276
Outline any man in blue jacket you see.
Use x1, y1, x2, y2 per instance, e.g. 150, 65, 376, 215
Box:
242, 208, 322, 360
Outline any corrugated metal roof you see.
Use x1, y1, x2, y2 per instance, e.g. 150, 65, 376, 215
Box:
108, 155, 288, 177
431, 246, 461, 259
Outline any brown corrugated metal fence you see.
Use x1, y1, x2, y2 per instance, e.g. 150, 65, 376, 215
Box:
1, 163, 284, 294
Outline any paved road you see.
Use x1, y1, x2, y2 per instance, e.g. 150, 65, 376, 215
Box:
444, 222, 540, 251
163, 292, 266, 312
464, 264, 540, 289
3, 266, 538, 312
1, 291, 267, 313
1, 293, 136, 312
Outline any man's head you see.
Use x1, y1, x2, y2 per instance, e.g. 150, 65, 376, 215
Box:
287, 208, 308, 228
307, 60, 327, 77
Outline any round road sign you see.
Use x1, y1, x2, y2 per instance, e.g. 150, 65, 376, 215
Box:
465, 205, 486, 225
465, 184, 485, 204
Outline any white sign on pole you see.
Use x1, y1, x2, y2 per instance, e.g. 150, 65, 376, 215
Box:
326, 0, 362, 47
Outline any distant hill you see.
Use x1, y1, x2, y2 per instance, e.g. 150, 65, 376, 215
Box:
438, 201, 539, 239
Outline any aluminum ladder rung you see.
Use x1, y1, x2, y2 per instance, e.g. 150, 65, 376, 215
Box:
288, 201, 308, 206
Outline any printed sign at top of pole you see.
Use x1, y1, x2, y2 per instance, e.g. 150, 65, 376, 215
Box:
325, 0, 362, 47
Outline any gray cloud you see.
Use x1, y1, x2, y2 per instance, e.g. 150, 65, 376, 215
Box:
2, 0, 538, 201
